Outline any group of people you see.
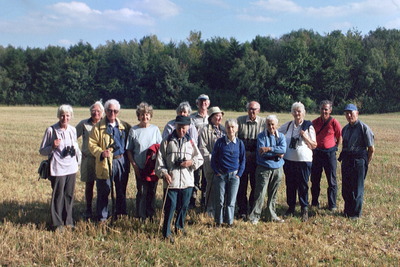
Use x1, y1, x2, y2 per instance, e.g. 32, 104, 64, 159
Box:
39, 95, 375, 243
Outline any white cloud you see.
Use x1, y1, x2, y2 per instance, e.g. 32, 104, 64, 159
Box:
129, 0, 180, 18
252, 0, 302, 13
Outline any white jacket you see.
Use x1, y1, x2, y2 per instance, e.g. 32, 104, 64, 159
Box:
155, 132, 203, 189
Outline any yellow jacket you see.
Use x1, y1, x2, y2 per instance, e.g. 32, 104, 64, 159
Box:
89, 117, 130, 179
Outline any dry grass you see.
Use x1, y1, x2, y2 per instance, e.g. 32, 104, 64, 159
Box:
0, 106, 399, 266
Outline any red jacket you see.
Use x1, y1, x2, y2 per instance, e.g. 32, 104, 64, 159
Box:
140, 144, 160, 182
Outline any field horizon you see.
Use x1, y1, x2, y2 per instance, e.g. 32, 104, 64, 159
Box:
0, 106, 399, 266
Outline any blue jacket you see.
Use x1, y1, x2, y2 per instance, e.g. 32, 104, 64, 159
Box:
256, 130, 287, 169
211, 136, 246, 177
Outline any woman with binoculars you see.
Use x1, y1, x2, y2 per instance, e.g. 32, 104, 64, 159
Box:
278, 102, 317, 222
39, 104, 80, 231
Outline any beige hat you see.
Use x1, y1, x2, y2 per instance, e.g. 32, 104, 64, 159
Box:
208, 106, 224, 117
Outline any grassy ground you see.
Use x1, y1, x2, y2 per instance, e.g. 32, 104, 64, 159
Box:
0, 106, 399, 266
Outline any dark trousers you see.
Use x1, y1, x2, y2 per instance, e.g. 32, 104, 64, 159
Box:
311, 149, 338, 209
50, 173, 76, 227
237, 157, 257, 216
283, 160, 312, 209
96, 157, 129, 221
163, 187, 193, 238
341, 157, 367, 217
137, 179, 158, 220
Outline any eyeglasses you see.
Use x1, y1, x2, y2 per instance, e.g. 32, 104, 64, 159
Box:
248, 108, 259, 111
107, 109, 119, 114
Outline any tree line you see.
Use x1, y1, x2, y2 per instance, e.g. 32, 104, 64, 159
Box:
1, 28, 400, 113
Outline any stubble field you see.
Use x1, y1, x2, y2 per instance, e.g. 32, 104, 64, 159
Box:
0, 106, 399, 266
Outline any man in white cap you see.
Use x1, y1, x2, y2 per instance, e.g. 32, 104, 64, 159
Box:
190, 94, 210, 209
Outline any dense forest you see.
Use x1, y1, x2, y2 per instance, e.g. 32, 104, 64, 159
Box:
1, 28, 400, 113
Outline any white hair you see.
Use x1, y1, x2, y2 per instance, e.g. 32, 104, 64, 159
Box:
57, 104, 73, 118
266, 114, 278, 124
104, 99, 120, 111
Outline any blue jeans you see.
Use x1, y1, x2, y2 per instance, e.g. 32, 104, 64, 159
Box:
213, 171, 240, 225
311, 149, 338, 209
163, 187, 193, 238
249, 166, 283, 222
283, 160, 312, 209
96, 157, 129, 221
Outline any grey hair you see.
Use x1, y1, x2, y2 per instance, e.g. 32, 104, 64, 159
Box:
104, 99, 120, 111
291, 102, 306, 115
266, 114, 278, 124
57, 104, 73, 118
90, 101, 104, 114
225, 118, 238, 128
176, 101, 192, 114
136, 102, 154, 118
246, 101, 261, 110
320, 100, 333, 109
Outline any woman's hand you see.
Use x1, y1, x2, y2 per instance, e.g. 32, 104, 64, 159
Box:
53, 138, 61, 149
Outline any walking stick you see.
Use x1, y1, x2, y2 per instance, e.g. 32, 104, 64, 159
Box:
157, 185, 169, 236
105, 138, 116, 225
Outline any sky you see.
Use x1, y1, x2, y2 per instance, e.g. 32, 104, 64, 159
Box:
1, 0, 400, 48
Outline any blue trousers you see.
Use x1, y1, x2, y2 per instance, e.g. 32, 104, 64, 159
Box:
341, 157, 368, 217
96, 157, 129, 221
311, 149, 338, 209
213, 171, 240, 225
163, 187, 193, 238
283, 160, 312, 209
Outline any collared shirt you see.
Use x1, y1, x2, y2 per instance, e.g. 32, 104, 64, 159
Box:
256, 130, 286, 169
191, 111, 209, 131
106, 122, 125, 156
342, 120, 374, 153
312, 116, 342, 149
236, 115, 266, 152
211, 136, 246, 177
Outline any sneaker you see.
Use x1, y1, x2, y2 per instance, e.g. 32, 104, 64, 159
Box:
272, 217, 285, 223
301, 208, 308, 222
329, 207, 338, 212
250, 219, 259, 225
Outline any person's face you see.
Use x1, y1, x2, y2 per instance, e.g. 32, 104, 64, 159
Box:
197, 99, 210, 110
292, 108, 304, 121
138, 112, 151, 124
59, 112, 71, 127
345, 110, 359, 125
320, 104, 332, 120
90, 105, 103, 122
247, 102, 260, 121
266, 119, 278, 135
226, 123, 238, 137
178, 109, 190, 117
175, 124, 189, 138
106, 104, 119, 123
210, 113, 223, 126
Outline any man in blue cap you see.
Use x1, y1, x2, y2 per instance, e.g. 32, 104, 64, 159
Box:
339, 104, 375, 219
